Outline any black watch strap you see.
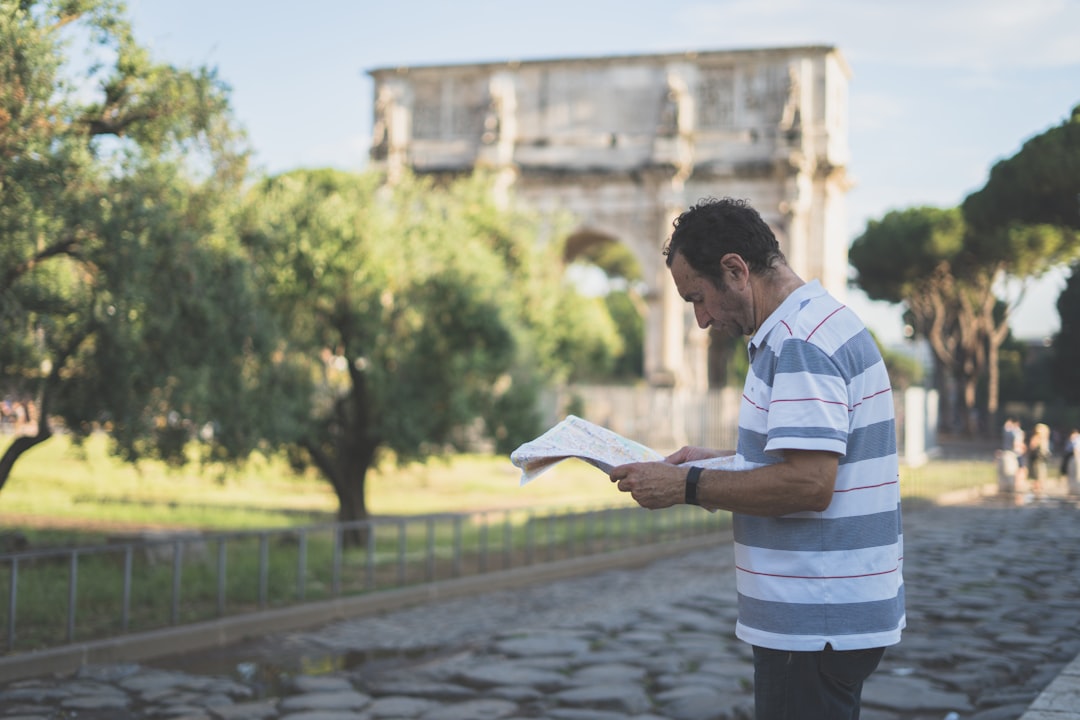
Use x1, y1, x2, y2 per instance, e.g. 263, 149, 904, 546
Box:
685, 466, 703, 506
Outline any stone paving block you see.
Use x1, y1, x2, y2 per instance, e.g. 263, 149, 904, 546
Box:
544, 708, 631, 720
210, 699, 280, 719
278, 690, 372, 712
365, 695, 437, 718
277, 712, 368, 720
554, 683, 652, 714
289, 676, 355, 694
359, 680, 476, 701
568, 662, 648, 684
492, 632, 592, 657
416, 698, 517, 720
60, 693, 131, 709
654, 684, 747, 720
862, 673, 974, 714
453, 661, 568, 690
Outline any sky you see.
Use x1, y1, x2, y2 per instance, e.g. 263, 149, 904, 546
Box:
126, 0, 1080, 345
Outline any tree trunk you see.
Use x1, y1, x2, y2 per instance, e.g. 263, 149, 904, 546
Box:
0, 429, 53, 493
984, 288, 1015, 440
333, 438, 378, 546
303, 434, 377, 547
986, 335, 1001, 434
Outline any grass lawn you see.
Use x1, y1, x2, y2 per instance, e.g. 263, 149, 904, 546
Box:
0, 433, 626, 543
0, 431, 998, 547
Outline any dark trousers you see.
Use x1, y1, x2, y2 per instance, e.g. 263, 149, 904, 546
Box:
753, 644, 885, 720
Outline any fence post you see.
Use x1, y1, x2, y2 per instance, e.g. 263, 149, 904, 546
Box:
67, 550, 78, 643
171, 541, 183, 625
216, 539, 227, 617
397, 519, 407, 586
525, 509, 535, 566
7, 557, 17, 652
584, 509, 593, 555
452, 515, 462, 578
122, 546, 132, 632
258, 534, 269, 609
332, 526, 342, 596
478, 512, 489, 574
426, 517, 436, 582
567, 512, 576, 558
297, 530, 308, 601
503, 510, 512, 571
365, 522, 376, 590
546, 510, 555, 562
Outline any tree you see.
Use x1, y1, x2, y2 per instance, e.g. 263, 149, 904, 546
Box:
239, 169, 607, 529
853, 108, 1080, 436
0, 0, 258, 490
849, 207, 983, 432
964, 106, 1080, 412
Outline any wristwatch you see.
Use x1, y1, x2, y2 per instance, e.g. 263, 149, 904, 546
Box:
685, 466, 703, 506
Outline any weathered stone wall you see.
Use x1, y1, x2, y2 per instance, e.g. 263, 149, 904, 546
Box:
368, 46, 851, 416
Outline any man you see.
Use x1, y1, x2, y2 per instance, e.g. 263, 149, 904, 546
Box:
610, 197, 904, 719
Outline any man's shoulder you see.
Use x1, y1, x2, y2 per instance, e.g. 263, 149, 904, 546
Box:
771, 292, 870, 349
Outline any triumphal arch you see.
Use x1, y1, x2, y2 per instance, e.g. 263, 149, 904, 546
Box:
367, 46, 851, 445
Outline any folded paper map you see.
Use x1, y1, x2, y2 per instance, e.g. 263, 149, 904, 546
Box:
510, 415, 752, 486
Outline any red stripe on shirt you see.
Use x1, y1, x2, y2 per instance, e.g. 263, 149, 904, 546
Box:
735, 564, 901, 581
805, 306, 845, 341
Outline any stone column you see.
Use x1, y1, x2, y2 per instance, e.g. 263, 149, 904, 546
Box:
371, 79, 412, 185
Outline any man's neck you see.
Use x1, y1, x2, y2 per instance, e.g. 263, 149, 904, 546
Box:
753, 266, 806, 331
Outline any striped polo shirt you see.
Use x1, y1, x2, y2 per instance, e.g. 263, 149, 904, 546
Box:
733, 280, 905, 651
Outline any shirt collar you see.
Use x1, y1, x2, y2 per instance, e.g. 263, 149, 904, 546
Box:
747, 279, 826, 352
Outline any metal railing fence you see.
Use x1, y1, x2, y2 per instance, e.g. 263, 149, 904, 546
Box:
1, 503, 731, 657
0, 459, 996, 659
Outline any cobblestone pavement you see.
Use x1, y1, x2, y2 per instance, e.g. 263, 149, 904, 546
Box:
2, 488, 1079, 720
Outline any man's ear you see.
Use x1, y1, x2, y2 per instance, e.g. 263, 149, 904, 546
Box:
719, 253, 748, 285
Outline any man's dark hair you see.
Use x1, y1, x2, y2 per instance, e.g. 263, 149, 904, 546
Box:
663, 197, 786, 283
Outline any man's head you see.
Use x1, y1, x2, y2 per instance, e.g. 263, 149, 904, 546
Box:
663, 197, 786, 284
663, 197, 790, 338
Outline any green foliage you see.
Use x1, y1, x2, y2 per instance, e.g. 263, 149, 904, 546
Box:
570, 239, 644, 283
876, 338, 924, 392
550, 289, 623, 382
1053, 263, 1080, 404
239, 169, 605, 520
604, 290, 644, 379
562, 237, 646, 382
964, 106, 1080, 236
0, 0, 686, 517
961, 104, 1080, 290
849, 206, 965, 303
0, 0, 256, 488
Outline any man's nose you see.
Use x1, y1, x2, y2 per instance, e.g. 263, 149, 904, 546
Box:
695, 307, 711, 329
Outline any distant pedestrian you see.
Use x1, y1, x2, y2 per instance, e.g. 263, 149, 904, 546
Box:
1027, 423, 1052, 499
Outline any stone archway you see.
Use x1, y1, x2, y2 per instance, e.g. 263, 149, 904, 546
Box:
562, 226, 648, 380
368, 45, 852, 398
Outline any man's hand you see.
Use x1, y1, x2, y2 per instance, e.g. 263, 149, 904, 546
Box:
609, 461, 683, 509
664, 446, 734, 464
